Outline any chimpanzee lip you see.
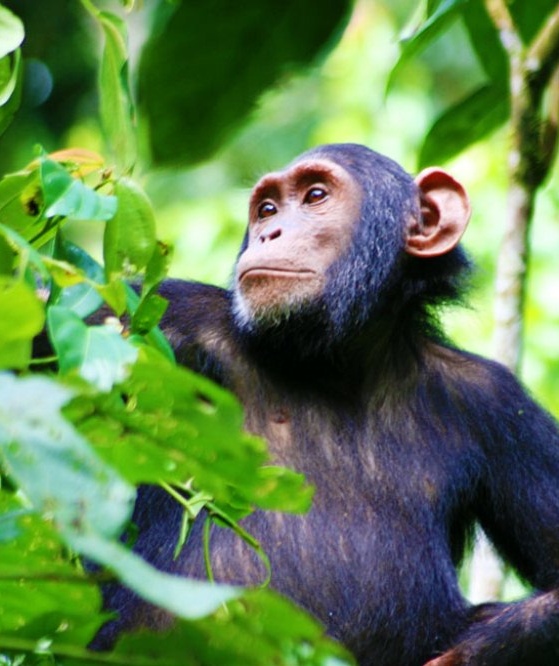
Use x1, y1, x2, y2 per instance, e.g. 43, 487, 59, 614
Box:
239, 267, 315, 282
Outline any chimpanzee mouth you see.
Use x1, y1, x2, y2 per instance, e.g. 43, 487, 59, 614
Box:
239, 267, 316, 282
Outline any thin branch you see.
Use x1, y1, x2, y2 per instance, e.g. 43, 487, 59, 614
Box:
484, 0, 522, 54
528, 5, 559, 90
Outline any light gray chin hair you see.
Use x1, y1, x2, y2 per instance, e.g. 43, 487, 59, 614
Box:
231, 286, 303, 333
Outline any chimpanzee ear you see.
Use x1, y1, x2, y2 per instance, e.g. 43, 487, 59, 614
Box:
405, 167, 471, 258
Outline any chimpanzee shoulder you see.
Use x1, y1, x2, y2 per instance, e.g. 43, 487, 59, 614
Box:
157, 278, 235, 385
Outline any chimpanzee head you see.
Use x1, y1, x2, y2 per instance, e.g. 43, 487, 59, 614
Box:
232, 143, 471, 353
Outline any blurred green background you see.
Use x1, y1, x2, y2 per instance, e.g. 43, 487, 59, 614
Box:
2, 0, 558, 414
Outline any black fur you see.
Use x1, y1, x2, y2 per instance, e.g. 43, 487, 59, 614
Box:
93, 145, 559, 665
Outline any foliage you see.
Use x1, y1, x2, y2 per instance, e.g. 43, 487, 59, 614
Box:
390, 0, 559, 168
0, 2, 353, 665
139, 0, 352, 165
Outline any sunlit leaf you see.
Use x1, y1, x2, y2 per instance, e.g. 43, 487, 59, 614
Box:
103, 177, 157, 279
47, 306, 138, 391
0, 49, 22, 137
96, 278, 127, 315
0, 49, 20, 105
98, 11, 136, 170
0, 278, 44, 369
418, 84, 509, 167
47, 147, 106, 171
40, 158, 117, 221
0, 223, 49, 279
43, 257, 86, 287
0, 5, 24, 59
0, 171, 42, 235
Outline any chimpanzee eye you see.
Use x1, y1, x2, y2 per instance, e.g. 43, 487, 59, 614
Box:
258, 201, 277, 218
304, 187, 328, 205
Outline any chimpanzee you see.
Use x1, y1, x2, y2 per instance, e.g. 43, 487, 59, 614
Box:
93, 144, 559, 665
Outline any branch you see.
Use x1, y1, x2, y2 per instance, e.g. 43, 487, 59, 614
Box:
484, 0, 522, 56
528, 5, 559, 92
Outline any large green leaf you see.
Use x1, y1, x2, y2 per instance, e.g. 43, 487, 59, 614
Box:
418, 84, 509, 167
0, 374, 135, 539
48, 306, 139, 391
139, 0, 351, 165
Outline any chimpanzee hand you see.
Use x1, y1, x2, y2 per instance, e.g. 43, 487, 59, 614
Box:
424, 650, 460, 666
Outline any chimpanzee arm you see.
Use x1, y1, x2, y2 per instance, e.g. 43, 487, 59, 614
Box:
156, 279, 235, 384
430, 360, 559, 665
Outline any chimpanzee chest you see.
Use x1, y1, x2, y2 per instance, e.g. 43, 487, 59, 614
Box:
231, 401, 473, 658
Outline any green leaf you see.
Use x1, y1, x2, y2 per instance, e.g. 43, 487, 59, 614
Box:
0, 278, 45, 369
139, 0, 352, 165
0, 49, 20, 105
47, 306, 138, 391
131, 292, 168, 335
0, 222, 50, 279
51, 239, 104, 318
0, 494, 104, 644
0, 233, 13, 274
418, 84, 509, 167
124, 284, 175, 361
0, 170, 42, 236
509, 0, 559, 43
105, 589, 354, 666
103, 178, 157, 279
143, 240, 173, 296
0, 49, 22, 137
388, 0, 468, 91
68, 532, 241, 621
96, 277, 127, 315
0, 374, 135, 538
0, 5, 24, 59
40, 158, 117, 221
69, 351, 313, 514
462, 0, 508, 84
98, 11, 136, 170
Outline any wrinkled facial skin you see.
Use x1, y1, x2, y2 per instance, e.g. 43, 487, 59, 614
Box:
234, 158, 363, 326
